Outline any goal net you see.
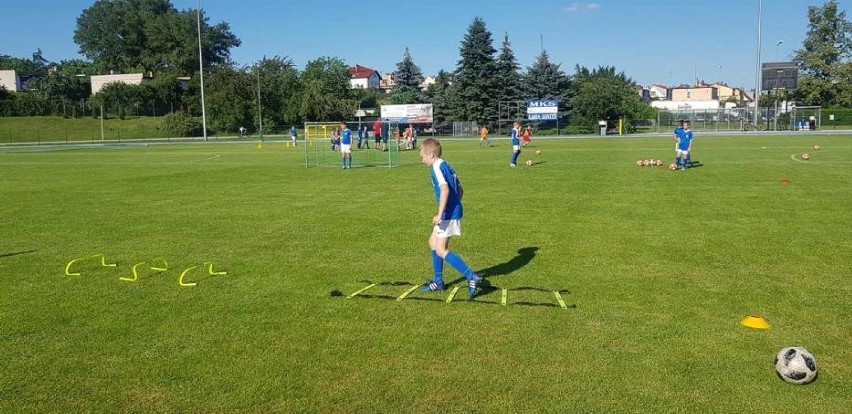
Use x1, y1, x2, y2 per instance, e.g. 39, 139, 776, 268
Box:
303, 121, 400, 168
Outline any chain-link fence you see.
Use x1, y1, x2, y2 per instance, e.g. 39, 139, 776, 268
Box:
655, 106, 822, 133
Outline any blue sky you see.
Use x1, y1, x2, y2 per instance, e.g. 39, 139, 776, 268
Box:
1, 1, 844, 90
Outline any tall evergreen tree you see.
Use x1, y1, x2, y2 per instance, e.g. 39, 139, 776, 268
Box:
495, 32, 523, 103
392, 47, 424, 94
391, 47, 425, 104
523, 50, 570, 102
792, 0, 852, 106
452, 17, 498, 124
494, 32, 523, 125
423, 70, 454, 126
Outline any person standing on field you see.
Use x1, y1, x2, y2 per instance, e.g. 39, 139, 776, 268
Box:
418, 138, 482, 298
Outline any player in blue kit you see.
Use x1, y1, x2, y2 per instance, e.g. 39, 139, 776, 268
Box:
674, 120, 694, 170
339, 123, 353, 169
509, 121, 521, 167
418, 138, 482, 298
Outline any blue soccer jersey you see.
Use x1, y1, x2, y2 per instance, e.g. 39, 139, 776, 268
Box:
340, 128, 352, 145
677, 129, 693, 150
511, 127, 520, 146
430, 159, 463, 220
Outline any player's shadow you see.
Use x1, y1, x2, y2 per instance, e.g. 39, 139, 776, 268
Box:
447, 246, 539, 298
687, 160, 704, 168
477, 246, 539, 279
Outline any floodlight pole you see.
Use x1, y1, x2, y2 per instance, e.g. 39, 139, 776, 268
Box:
257, 62, 263, 139
197, 0, 208, 141
754, 0, 762, 130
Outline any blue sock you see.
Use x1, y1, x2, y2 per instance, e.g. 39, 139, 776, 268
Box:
431, 250, 444, 284
675, 157, 681, 167
445, 251, 474, 279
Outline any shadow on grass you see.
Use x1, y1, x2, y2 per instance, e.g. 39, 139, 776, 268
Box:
442, 246, 539, 299
0, 249, 37, 259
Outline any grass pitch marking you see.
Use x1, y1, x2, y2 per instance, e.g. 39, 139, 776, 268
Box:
501, 288, 508, 306
446, 286, 461, 303
396, 284, 422, 301
790, 154, 807, 163
346, 283, 378, 298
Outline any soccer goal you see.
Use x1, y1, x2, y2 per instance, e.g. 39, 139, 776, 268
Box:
791, 106, 821, 131
303, 121, 400, 168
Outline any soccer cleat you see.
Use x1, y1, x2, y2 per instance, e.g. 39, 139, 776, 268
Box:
510, 163, 516, 167
421, 281, 445, 292
467, 274, 482, 299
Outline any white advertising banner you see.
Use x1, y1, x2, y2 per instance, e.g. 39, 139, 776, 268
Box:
380, 104, 433, 123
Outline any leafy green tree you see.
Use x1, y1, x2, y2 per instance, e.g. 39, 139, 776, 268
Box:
253, 56, 301, 132
94, 82, 143, 119
570, 66, 645, 129
391, 47, 425, 104
792, 0, 852, 106
0, 53, 49, 76
198, 65, 254, 133
299, 56, 356, 122
74, 0, 240, 74
452, 17, 499, 124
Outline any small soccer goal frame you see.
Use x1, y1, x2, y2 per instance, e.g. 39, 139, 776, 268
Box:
303, 121, 400, 169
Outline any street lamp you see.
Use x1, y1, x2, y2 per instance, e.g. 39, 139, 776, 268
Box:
196, 0, 208, 141
754, 0, 763, 130
256, 62, 263, 140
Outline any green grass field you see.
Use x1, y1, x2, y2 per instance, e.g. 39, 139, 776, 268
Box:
1, 134, 850, 412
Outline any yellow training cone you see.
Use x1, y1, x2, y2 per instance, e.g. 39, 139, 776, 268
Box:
740, 315, 771, 329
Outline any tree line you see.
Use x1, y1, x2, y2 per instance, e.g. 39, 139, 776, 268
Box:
0, 0, 849, 136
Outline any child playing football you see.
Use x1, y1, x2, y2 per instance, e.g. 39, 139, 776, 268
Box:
418, 138, 482, 298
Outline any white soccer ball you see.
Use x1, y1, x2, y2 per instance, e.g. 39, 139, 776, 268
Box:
775, 346, 818, 385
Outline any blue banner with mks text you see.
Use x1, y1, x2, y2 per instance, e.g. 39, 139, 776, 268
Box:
526, 99, 559, 120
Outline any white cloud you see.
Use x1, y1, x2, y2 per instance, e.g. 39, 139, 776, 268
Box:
565, 3, 601, 13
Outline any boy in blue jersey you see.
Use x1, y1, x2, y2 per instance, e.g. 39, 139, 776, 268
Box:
674, 120, 694, 170
339, 123, 353, 169
289, 126, 298, 147
509, 121, 521, 167
418, 138, 482, 298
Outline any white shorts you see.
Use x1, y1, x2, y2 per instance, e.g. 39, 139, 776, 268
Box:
340, 144, 352, 154
433, 219, 461, 238
513, 145, 521, 151
676, 148, 689, 155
